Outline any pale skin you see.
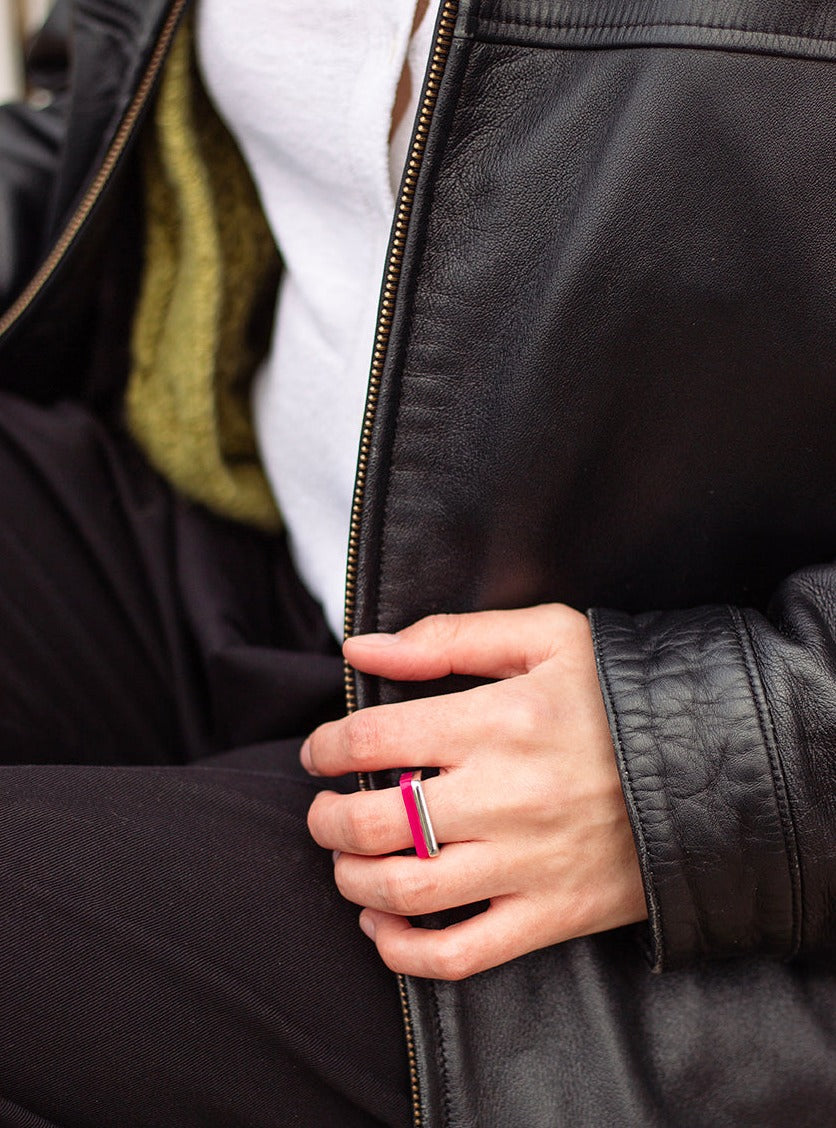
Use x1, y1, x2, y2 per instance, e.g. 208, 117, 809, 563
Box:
301, 604, 648, 982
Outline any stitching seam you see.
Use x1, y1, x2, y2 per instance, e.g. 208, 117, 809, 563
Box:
375, 43, 471, 638
729, 606, 801, 955
478, 15, 836, 44
589, 610, 665, 969
373, 38, 471, 1128
429, 978, 453, 1127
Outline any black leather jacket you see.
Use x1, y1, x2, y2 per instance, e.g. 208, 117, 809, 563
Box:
2, 2, 836, 1125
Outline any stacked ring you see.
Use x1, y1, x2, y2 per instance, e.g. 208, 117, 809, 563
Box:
399, 770, 440, 859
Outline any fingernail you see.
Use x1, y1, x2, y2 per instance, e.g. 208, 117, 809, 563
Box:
300, 739, 319, 776
332, 850, 341, 865
359, 912, 376, 940
349, 633, 400, 647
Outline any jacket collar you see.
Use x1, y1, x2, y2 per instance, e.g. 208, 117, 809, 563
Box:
46, 0, 191, 242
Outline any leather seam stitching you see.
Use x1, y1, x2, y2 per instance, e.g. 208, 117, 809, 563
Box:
372, 41, 473, 1126
476, 15, 836, 44
588, 609, 665, 969
375, 37, 472, 643
429, 977, 453, 1127
729, 606, 802, 956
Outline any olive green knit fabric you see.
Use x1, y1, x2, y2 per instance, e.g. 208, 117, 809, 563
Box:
127, 18, 282, 530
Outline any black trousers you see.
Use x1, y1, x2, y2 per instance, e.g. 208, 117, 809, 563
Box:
0, 394, 411, 1128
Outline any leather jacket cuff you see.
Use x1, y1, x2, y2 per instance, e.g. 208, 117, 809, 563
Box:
588, 606, 798, 972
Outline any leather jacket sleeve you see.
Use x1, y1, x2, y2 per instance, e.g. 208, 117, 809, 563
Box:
0, 3, 69, 307
590, 560, 836, 972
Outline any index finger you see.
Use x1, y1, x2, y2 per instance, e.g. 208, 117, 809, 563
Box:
300, 684, 496, 777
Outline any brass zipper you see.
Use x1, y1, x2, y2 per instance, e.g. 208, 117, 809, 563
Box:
0, 0, 190, 344
342, 2, 460, 1125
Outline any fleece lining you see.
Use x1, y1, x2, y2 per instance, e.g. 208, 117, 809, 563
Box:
127, 17, 281, 531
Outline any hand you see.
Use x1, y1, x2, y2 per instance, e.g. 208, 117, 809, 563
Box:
301, 604, 647, 980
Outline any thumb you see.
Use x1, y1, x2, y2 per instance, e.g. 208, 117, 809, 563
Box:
343, 604, 581, 681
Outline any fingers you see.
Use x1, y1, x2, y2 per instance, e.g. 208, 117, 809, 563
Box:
334, 844, 506, 918
308, 775, 470, 856
308, 760, 532, 853
304, 606, 593, 779
359, 897, 544, 980
301, 603, 637, 979
344, 604, 585, 682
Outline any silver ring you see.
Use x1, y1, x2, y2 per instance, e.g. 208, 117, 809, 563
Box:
399, 770, 440, 859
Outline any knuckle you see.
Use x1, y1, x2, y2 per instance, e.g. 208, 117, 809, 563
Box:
435, 935, 474, 982
546, 600, 571, 623
536, 603, 588, 661
410, 868, 439, 906
421, 613, 459, 647
555, 603, 588, 642
505, 686, 551, 745
340, 806, 366, 852
343, 710, 382, 769
341, 802, 387, 853
379, 869, 419, 915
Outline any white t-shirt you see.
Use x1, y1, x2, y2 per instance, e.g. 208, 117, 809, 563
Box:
196, 1, 438, 638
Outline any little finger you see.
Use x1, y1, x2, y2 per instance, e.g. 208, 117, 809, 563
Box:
359, 896, 541, 980
334, 843, 508, 917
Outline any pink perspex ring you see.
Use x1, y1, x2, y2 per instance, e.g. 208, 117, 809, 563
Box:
399, 770, 440, 859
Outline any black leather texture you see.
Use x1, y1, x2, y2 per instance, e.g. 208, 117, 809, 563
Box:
2, 1, 836, 1125
353, 1, 836, 1123
0, 0, 179, 405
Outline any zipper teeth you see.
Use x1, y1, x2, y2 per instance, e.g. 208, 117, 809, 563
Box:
343, 0, 458, 701
342, 3, 459, 1126
7, 3, 456, 1124
0, 0, 189, 343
